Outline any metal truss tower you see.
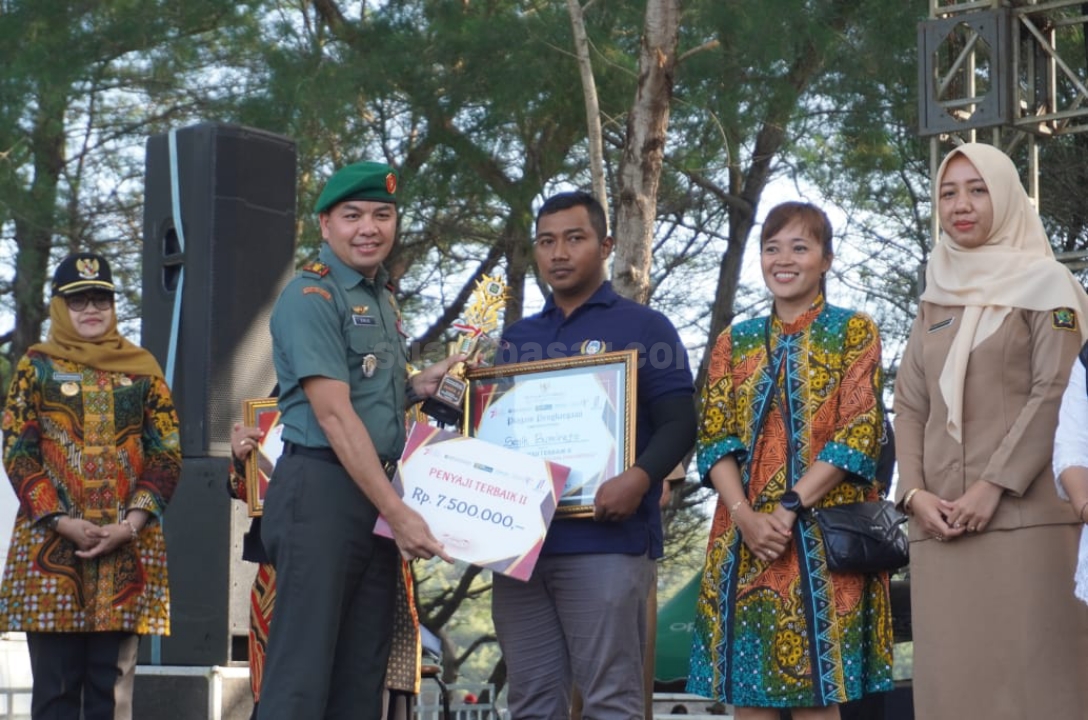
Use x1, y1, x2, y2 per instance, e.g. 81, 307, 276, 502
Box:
919, 0, 1088, 254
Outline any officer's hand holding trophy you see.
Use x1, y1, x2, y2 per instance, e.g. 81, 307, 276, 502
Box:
421, 274, 506, 426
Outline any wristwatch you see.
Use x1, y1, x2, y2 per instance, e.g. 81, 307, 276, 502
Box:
780, 491, 805, 513
45, 514, 66, 531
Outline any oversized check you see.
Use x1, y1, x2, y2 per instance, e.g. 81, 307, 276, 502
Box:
375, 422, 570, 580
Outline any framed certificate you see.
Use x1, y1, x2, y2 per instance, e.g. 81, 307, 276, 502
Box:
465, 349, 637, 518
242, 397, 285, 517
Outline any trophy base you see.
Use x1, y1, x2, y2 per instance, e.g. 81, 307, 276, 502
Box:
420, 396, 463, 426
422, 374, 467, 426
434, 374, 468, 404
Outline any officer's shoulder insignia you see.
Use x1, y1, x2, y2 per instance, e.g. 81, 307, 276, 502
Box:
301, 261, 330, 278
1053, 308, 1078, 332
302, 286, 332, 301
580, 339, 606, 355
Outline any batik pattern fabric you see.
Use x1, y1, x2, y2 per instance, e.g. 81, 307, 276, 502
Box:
228, 457, 275, 701
384, 562, 422, 693
248, 563, 275, 701
687, 298, 894, 708
0, 352, 180, 634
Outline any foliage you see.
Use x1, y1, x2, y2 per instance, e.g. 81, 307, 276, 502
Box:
22, 0, 1088, 696
0, 0, 267, 369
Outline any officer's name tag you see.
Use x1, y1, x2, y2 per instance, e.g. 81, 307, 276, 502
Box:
53, 372, 82, 382
352, 315, 377, 326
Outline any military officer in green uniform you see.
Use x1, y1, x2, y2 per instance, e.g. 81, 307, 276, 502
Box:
257, 162, 456, 720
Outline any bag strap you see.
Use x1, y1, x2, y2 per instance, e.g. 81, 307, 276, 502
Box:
763, 317, 796, 488
743, 316, 784, 485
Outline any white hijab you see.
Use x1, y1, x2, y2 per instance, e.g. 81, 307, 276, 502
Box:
922, 142, 1088, 442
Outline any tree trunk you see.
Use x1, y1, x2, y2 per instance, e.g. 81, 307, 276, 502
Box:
565, 0, 609, 220
11, 85, 68, 364
611, 0, 679, 303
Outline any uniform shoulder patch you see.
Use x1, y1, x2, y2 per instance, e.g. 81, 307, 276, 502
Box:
302, 286, 332, 301
301, 261, 330, 278
1053, 308, 1078, 332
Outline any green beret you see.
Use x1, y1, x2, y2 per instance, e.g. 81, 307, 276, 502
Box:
314, 161, 399, 214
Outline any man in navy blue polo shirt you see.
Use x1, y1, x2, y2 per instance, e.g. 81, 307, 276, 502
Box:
492, 191, 696, 718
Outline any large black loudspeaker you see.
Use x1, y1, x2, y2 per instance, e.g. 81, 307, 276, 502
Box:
142, 121, 296, 458
140, 122, 296, 667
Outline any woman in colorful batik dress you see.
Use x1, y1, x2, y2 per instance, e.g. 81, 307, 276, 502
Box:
688, 202, 893, 719
0, 252, 181, 720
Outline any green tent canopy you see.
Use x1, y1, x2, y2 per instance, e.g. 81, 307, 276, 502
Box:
653, 573, 702, 684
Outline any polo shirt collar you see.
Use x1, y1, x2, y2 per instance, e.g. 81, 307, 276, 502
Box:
541, 281, 619, 316
319, 243, 389, 290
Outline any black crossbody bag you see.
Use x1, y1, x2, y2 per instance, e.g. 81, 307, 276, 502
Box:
759, 317, 909, 575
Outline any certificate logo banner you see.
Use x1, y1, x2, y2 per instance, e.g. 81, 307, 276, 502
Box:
375, 422, 570, 581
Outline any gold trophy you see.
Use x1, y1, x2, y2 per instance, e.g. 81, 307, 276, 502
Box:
421, 274, 507, 426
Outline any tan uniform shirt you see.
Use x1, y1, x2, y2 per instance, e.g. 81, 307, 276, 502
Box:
894, 303, 1083, 539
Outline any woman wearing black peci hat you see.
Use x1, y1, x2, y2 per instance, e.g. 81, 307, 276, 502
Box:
0, 252, 182, 720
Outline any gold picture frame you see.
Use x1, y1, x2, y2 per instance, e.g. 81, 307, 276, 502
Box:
242, 397, 284, 517
464, 349, 637, 518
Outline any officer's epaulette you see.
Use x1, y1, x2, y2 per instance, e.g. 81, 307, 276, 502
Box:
301, 261, 330, 278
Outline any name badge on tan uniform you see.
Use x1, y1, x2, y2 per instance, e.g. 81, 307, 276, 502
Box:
928, 317, 955, 333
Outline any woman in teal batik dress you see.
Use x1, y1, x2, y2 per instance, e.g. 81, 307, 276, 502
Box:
687, 202, 893, 720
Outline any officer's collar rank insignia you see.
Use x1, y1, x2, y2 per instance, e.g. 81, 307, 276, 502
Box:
1053, 308, 1078, 332
362, 354, 378, 378
581, 339, 606, 355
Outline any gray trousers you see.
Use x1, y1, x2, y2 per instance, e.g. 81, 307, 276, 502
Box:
257, 454, 399, 720
492, 553, 655, 720
26, 631, 138, 720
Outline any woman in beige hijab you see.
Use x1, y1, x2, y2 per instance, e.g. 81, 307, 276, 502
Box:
894, 143, 1088, 719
